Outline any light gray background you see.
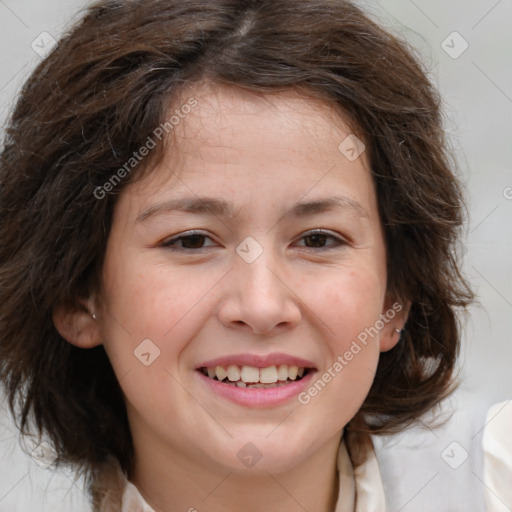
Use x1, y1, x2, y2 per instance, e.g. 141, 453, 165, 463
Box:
0, 1, 511, 511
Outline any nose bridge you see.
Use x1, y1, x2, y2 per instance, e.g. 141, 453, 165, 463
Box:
220, 235, 301, 334
236, 236, 282, 300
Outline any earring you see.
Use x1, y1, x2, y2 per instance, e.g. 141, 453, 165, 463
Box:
92, 312, 97, 320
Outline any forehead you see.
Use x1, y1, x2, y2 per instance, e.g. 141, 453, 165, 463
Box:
177, 82, 358, 157
120, 82, 377, 219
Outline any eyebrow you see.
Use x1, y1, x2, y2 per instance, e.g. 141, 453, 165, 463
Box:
136, 195, 369, 223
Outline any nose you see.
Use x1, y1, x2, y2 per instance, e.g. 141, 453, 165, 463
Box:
217, 245, 302, 336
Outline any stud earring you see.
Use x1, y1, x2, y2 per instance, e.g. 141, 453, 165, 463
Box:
92, 312, 97, 320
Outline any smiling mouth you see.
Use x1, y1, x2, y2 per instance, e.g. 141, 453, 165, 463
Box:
198, 364, 311, 389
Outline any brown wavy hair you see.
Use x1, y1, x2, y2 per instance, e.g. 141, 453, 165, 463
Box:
0, 0, 473, 493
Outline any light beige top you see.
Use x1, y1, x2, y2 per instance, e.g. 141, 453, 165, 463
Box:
483, 400, 512, 512
95, 436, 386, 512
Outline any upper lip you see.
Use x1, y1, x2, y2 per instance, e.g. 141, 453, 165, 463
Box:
197, 352, 316, 370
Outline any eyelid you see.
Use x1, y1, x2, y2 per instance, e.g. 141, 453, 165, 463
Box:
161, 228, 348, 252
160, 230, 217, 249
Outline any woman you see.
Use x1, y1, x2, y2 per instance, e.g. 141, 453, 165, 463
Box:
2, 1, 505, 510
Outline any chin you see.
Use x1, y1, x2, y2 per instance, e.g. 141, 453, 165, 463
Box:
203, 434, 313, 475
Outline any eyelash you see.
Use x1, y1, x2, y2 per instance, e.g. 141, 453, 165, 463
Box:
160, 229, 347, 252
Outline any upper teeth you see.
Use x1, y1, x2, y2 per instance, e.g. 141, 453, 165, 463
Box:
205, 365, 306, 384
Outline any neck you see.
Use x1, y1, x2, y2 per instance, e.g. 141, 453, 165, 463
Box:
130, 432, 343, 512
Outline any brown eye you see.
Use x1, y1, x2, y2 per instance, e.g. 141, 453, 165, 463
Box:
295, 230, 346, 250
304, 233, 328, 248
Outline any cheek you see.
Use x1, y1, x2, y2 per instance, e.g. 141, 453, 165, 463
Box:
297, 265, 384, 414
309, 263, 385, 349
310, 346, 380, 429
99, 256, 205, 424
100, 253, 222, 370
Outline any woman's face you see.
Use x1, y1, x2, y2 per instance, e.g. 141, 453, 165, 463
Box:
98, 83, 400, 475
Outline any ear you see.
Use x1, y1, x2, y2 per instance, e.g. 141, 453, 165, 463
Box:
52, 298, 102, 349
379, 294, 411, 353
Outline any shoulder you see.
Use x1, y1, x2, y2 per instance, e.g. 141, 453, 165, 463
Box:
482, 400, 512, 512
372, 390, 496, 511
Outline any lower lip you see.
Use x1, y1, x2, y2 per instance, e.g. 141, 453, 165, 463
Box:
195, 370, 317, 408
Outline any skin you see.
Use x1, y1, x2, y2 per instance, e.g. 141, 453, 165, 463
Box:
55, 82, 408, 512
